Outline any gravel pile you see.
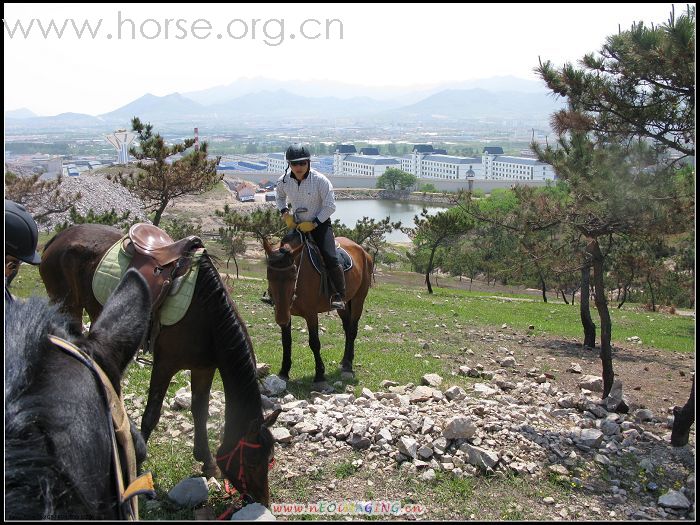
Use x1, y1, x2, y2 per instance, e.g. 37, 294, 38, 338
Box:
35, 173, 150, 231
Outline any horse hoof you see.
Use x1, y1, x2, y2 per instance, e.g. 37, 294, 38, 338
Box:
312, 381, 335, 394
203, 464, 222, 479
340, 370, 355, 380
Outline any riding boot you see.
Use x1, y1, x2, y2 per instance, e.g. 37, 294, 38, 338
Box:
327, 264, 346, 310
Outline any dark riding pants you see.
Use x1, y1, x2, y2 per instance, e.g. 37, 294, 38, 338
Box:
310, 219, 339, 269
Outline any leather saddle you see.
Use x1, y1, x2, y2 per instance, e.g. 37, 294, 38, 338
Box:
122, 223, 204, 310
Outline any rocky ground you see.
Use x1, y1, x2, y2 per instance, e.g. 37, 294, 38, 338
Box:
128, 327, 696, 521
34, 172, 150, 232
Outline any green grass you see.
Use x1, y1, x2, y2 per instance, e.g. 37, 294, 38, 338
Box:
7, 250, 695, 519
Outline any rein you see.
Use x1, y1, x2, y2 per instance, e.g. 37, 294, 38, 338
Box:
48, 335, 155, 520
268, 233, 307, 308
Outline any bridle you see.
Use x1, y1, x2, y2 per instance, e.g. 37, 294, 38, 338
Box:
267, 234, 307, 308
215, 436, 275, 511
48, 335, 155, 520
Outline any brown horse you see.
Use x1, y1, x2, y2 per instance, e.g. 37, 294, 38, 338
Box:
263, 230, 373, 389
39, 224, 280, 506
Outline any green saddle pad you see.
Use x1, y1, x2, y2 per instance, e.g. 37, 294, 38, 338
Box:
92, 236, 204, 326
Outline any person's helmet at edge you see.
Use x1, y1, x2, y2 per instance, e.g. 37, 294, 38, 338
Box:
285, 144, 311, 163
5, 199, 41, 265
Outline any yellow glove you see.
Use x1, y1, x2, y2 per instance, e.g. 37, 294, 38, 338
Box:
298, 221, 316, 233
283, 214, 297, 229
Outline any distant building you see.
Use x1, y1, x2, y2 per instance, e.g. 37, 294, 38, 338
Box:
401, 145, 483, 179
335, 154, 401, 177
267, 152, 286, 174
482, 148, 555, 181
359, 147, 380, 155
274, 143, 555, 183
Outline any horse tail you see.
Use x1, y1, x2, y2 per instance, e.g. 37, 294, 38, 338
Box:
364, 250, 374, 289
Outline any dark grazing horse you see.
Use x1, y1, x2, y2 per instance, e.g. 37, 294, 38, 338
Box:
5, 270, 150, 520
263, 231, 373, 389
39, 224, 280, 505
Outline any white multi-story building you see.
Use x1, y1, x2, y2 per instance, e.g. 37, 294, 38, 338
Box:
333, 145, 402, 177
267, 152, 287, 174
273, 144, 556, 183
481, 147, 555, 180
400, 145, 483, 179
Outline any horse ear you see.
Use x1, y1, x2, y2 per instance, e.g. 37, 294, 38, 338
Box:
263, 408, 282, 429
88, 269, 151, 372
262, 236, 274, 256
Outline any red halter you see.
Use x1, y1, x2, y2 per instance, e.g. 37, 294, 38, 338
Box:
215, 438, 275, 520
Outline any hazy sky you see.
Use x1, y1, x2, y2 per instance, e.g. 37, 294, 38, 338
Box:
4, 3, 683, 116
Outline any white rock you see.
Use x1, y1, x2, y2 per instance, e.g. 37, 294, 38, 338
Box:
442, 416, 477, 440
262, 375, 287, 396
168, 477, 209, 508
231, 502, 276, 520
658, 490, 691, 509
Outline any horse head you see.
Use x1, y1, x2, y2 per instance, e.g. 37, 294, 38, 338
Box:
263, 234, 301, 326
216, 408, 281, 506
5, 269, 151, 520
84, 269, 152, 386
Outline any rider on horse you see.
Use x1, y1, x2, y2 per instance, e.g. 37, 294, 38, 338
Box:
263, 144, 346, 310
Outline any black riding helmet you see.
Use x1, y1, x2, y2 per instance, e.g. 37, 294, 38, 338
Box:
285, 144, 311, 162
283, 144, 311, 182
5, 200, 41, 265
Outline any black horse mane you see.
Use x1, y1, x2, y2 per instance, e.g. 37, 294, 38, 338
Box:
196, 254, 260, 395
5, 297, 102, 519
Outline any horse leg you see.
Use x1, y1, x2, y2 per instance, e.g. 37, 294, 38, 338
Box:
191, 367, 220, 478
279, 321, 293, 381
671, 376, 695, 447
140, 361, 177, 442
338, 301, 358, 379
306, 316, 326, 385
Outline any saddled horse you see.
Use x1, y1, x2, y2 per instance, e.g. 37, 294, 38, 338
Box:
263, 230, 373, 389
39, 224, 280, 505
5, 270, 151, 520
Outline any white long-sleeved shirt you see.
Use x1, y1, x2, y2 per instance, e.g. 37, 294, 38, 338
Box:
275, 168, 336, 224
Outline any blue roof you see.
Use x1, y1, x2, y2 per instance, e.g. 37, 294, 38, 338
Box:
492, 156, 548, 166
343, 155, 401, 165
360, 147, 380, 155
483, 146, 504, 154
336, 145, 357, 153
423, 155, 481, 165
268, 153, 285, 159
413, 144, 434, 153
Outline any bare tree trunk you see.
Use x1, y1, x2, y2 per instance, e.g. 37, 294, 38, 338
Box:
540, 273, 548, 303
561, 290, 569, 305
425, 246, 437, 294
580, 266, 596, 348
152, 201, 168, 227
232, 254, 239, 279
671, 376, 695, 446
646, 272, 657, 312
588, 239, 614, 399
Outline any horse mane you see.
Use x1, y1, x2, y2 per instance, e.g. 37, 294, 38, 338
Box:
195, 254, 259, 394
5, 297, 100, 519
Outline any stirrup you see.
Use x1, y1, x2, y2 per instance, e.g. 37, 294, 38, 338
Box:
330, 295, 346, 310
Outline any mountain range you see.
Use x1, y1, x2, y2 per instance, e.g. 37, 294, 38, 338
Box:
5, 76, 562, 131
